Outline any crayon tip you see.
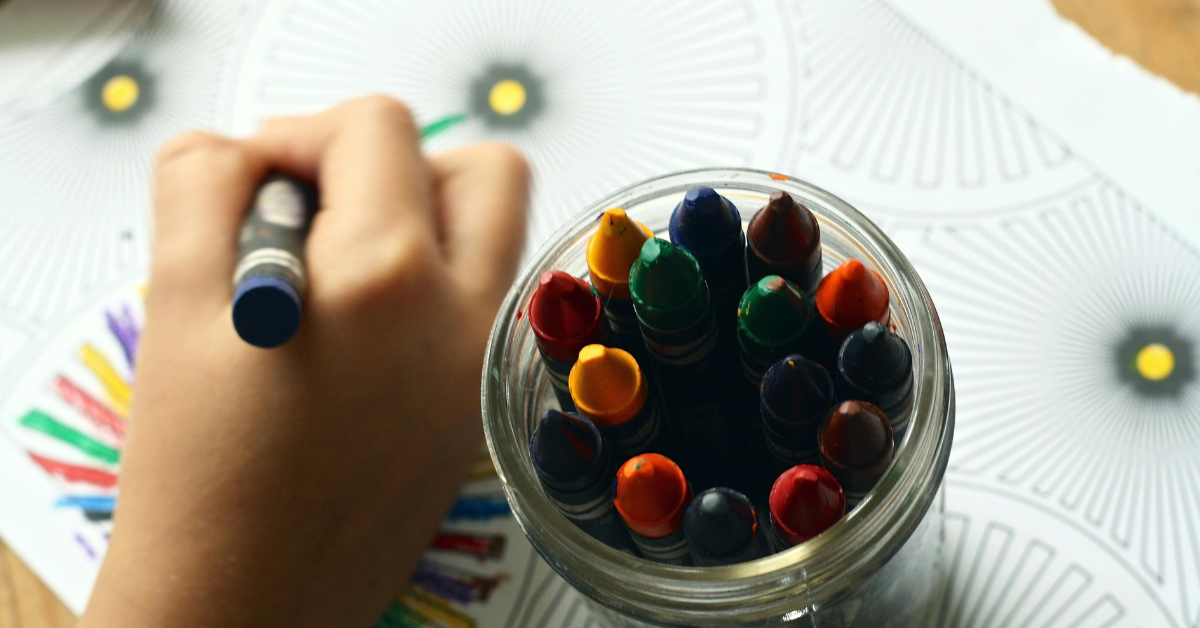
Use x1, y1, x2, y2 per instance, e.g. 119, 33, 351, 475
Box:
587, 208, 654, 299
232, 276, 302, 349
629, 238, 708, 326
747, 191, 820, 267
760, 354, 837, 429
738, 275, 812, 347
839, 322, 912, 391
684, 488, 757, 559
614, 453, 691, 538
818, 401, 894, 473
569, 345, 648, 427
529, 409, 606, 490
769, 464, 845, 544
815, 259, 890, 333
529, 271, 605, 363
668, 187, 743, 255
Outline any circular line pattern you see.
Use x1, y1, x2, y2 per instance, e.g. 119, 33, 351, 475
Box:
894, 181, 1200, 624
225, 0, 797, 246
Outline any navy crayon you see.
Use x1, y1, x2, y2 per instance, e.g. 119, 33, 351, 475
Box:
529, 409, 639, 554
760, 355, 838, 472
836, 322, 914, 439
669, 187, 747, 340
232, 172, 317, 348
684, 487, 767, 566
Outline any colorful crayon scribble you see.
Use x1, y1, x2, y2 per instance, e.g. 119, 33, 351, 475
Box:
446, 495, 510, 521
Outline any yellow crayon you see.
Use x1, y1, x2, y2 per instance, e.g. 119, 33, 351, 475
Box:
397, 586, 477, 628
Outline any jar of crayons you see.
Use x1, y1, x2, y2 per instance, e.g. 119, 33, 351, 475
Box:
482, 169, 954, 627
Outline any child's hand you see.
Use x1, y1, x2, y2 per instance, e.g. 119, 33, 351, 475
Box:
79, 96, 529, 628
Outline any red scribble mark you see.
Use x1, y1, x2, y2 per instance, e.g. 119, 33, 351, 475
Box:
53, 375, 125, 442
29, 453, 118, 488
516, 309, 523, 320
431, 532, 506, 561
768, 173, 789, 181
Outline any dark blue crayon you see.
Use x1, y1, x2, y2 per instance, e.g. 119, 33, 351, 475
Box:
836, 322, 914, 441
669, 187, 747, 341
760, 355, 838, 473
629, 238, 740, 490
529, 409, 639, 555
684, 487, 768, 566
232, 172, 317, 348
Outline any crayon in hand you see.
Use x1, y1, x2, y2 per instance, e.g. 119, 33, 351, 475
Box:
587, 208, 654, 360
614, 453, 693, 565
767, 464, 845, 552
684, 487, 767, 566
746, 191, 823, 294
530, 409, 639, 554
569, 345, 664, 462
630, 238, 738, 489
529, 271, 608, 412
232, 172, 317, 348
818, 400, 894, 509
669, 187, 747, 340
813, 259, 890, 363
836, 322, 914, 439
759, 355, 838, 472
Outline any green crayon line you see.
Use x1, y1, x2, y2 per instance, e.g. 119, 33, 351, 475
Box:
419, 113, 467, 140
19, 409, 120, 465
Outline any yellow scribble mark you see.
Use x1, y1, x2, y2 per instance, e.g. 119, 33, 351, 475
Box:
79, 344, 131, 417
488, 79, 526, 116
1136, 343, 1174, 381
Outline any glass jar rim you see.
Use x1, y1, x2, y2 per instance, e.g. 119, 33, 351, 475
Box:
481, 168, 954, 624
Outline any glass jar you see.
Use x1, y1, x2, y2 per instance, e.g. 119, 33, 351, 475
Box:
481, 168, 954, 627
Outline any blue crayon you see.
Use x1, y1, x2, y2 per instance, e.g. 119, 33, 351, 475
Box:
669, 187, 747, 341
836, 322, 914, 441
530, 409, 639, 554
446, 495, 511, 521
684, 487, 768, 566
232, 173, 317, 349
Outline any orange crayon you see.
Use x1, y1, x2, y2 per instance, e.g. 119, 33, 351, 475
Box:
587, 209, 654, 356
614, 453, 693, 564
814, 259, 890, 361
569, 345, 663, 462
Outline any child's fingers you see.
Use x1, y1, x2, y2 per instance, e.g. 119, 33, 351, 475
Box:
151, 131, 269, 305
429, 143, 530, 301
245, 95, 436, 245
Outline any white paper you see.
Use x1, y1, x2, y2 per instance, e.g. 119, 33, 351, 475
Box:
0, 0, 1196, 625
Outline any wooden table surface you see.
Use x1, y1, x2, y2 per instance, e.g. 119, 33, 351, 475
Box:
2, 1, 1199, 626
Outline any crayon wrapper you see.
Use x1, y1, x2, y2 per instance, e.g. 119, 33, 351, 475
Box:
233, 175, 315, 293
628, 527, 691, 565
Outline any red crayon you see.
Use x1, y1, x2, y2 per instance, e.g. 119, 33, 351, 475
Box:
529, 271, 607, 412
767, 464, 845, 551
814, 259, 890, 361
